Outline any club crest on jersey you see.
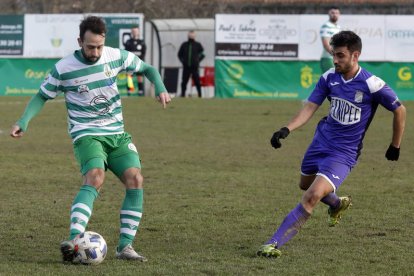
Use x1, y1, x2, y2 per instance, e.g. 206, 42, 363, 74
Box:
329, 97, 361, 125
78, 84, 90, 94
354, 90, 363, 103
104, 64, 112, 78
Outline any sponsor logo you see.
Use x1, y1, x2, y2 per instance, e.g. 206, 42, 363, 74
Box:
329, 97, 361, 125
128, 143, 137, 153
330, 81, 340, 86
332, 174, 340, 180
90, 95, 110, 115
392, 97, 400, 106
300, 66, 313, 89
398, 67, 412, 81
128, 224, 138, 230
227, 63, 244, 79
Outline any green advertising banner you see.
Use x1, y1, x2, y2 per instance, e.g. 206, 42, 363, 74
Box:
215, 59, 414, 100
0, 58, 130, 96
0, 15, 24, 56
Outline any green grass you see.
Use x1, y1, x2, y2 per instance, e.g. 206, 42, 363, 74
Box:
0, 96, 413, 275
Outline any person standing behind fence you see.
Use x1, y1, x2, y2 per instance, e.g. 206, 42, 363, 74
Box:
320, 6, 341, 73
178, 30, 205, 98
124, 26, 147, 96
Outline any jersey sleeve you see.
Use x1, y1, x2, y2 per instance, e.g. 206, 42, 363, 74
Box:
307, 70, 332, 105
367, 75, 401, 111
39, 66, 62, 99
320, 23, 330, 38
120, 49, 142, 74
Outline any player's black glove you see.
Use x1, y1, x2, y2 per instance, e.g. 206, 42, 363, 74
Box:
270, 127, 290, 149
385, 144, 400, 161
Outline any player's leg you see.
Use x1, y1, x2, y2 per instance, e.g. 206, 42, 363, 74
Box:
61, 136, 107, 262
181, 67, 191, 97
318, 158, 353, 227
300, 144, 342, 211
137, 73, 144, 96
257, 176, 333, 258
191, 68, 202, 97
107, 133, 146, 261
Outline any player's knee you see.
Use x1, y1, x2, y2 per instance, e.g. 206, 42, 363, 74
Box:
125, 171, 144, 189
302, 190, 321, 209
84, 168, 105, 190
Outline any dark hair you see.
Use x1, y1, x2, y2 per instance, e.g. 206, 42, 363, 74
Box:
329, 6, 340, 11
330, 31, 362, 53
79, 16, 107, 40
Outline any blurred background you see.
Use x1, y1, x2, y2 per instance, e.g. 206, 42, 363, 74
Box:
1, 0, 414, 99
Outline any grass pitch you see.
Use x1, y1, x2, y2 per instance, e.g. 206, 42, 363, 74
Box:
0, 96, 413, 275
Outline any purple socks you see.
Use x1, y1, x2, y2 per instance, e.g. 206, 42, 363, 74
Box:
320, 192, 340, 209
267, 203, 311, 247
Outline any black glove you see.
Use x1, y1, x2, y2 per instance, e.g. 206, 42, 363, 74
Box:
270, 127, 290, 149
385, 144, 400, 161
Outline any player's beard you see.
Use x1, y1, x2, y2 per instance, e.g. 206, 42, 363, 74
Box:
81, 49, 100, 63
335, 63, 349, 74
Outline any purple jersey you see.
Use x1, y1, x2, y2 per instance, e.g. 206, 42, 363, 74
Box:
308, 67, 401, 165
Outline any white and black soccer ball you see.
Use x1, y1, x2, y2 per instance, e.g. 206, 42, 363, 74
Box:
73, 231, 107, 265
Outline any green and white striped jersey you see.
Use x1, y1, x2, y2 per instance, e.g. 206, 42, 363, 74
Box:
39, 46, 141, 143
320, 21, 341, 58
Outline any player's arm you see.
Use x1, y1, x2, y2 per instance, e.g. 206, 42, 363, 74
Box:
321, 37, 332, 53
10, 92, 49, 138
139, 62, 171, 108
178, 44, 184, 64
270, 101, 320, 149
286, 101, 320, 132
385, 104, 406, 161
270, 72, 329, 149
198, 43, 205, 62
391, 105, 406, 148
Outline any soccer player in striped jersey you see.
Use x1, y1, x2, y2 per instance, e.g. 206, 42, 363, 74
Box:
257, 31, 406, 258
10, 16, 171, 263
320, 6, 341, 73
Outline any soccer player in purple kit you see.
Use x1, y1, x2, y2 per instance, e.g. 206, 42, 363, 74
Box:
257, 31, 406, 258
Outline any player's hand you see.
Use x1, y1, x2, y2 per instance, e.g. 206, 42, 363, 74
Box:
385, 144, 400, 161
157, 92, 171, 109
10, 124, 24, 138
270, 127, 290, 149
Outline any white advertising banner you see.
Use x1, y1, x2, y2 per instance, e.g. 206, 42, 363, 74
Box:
340, 15, 385, 61
215, 14, 300, 59
298, 15, 325, 61
385, 16, 414, 62
23, 13, 144, 58
24, 14, 83, 57
216, 14, 414, 62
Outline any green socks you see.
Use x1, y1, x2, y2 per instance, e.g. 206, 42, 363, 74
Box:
69, 185, 98, 240
118, 189, 143, 251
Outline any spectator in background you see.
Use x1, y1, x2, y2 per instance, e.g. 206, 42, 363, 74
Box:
320, 6, 341, 73
124, 26, 147, 96
178, 30, 205, 98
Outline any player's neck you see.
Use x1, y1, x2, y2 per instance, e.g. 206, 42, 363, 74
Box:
342, 66, 360, 81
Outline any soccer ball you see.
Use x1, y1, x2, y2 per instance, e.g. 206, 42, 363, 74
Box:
73, 231, 107, 265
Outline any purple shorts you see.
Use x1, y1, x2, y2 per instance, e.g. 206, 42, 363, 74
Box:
301, 139, 352, 192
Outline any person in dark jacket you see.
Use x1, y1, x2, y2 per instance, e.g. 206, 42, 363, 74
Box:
124, 26, 147, 96
178, 30, 205, 97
